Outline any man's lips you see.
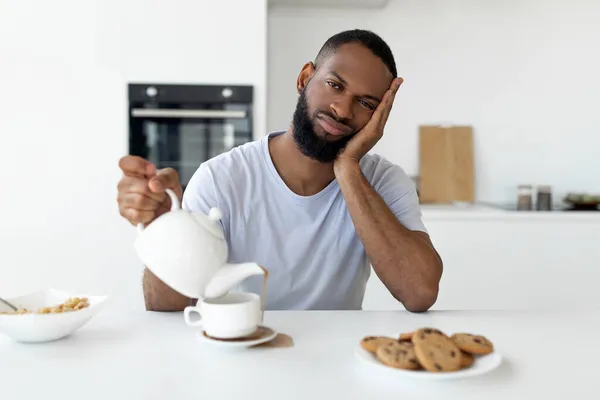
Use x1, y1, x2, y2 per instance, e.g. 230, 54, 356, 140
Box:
317, 114, 353, 136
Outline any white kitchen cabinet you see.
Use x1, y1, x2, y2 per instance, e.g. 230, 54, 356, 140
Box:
363, 205, 600, 311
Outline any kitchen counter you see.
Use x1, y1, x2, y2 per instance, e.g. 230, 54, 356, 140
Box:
363, 202, 600, 312
1, 309, 598, 399
419, 203, 600, 221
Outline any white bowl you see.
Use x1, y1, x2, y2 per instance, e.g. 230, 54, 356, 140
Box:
0, 288, 107, 343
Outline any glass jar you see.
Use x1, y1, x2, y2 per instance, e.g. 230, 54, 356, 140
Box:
536, 185, 552, 211
517, 185, 533, 211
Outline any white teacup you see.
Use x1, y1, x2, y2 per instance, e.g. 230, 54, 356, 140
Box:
183, 292, 261, 339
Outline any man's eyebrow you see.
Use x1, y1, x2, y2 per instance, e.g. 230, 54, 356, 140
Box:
330, 71, 348, 85
330, 70, 382, 103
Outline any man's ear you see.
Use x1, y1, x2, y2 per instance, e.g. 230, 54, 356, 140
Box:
296, 62, 316, 94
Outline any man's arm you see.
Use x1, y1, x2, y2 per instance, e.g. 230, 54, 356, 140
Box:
142, 268, 195, 311
334, 160, 443, 312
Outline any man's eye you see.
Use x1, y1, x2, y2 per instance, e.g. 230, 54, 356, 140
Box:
327, 81, 341, 90
359, 99, 375, 110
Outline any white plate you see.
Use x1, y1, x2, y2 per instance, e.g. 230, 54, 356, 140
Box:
196, 326, 278, 348
355, 345, 503, 380
0, 288, 107, 343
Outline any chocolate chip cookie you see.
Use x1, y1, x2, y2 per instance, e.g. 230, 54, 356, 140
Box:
412, 328, 463, 372
451, 333, 494, 355
360, 336, 399, 353
460, 351, 474, 368
413, 327, 445, 341
398, 331, 414, 342
375, 340, 421, 370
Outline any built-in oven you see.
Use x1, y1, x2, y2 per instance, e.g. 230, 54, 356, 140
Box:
128, 83, 253, 190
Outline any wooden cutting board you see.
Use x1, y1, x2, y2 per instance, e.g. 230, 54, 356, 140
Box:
418, 125, 475, 203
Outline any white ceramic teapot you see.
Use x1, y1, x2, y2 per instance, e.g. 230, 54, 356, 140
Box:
133, 189, 265, 300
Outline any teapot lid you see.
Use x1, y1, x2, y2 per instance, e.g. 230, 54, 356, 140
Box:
194, 207, 225, 240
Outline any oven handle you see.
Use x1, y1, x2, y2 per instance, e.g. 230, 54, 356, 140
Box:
131, 108, 247, 119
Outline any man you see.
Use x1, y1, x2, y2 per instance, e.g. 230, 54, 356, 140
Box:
117, 29, 443, 312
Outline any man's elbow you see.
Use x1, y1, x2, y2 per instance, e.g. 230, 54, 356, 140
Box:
144, 295, 167, 312
401, 286, 439, 313
144, 297, 164, 312
143, 289, 192, 312
143, 298, 188, 312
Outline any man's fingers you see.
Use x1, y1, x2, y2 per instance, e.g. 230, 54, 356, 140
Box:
117, 174, 173, 226
120, 208, 157, 226
116, 159, 179, 227
369, 91, 393, 127
118, 192, 163, 211
384, 78, 402, 109
119, 155, 156, 177
148, 168, 180, 193
376, 78, 403, 127
393, 77, 404, 91
118, 176, 165, 203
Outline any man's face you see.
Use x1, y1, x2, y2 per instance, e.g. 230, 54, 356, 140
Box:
292, 43, 394, 163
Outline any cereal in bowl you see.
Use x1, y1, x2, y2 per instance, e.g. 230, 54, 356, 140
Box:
0, 297, 89, 315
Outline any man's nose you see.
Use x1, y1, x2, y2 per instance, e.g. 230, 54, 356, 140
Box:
330, 96, 354, 121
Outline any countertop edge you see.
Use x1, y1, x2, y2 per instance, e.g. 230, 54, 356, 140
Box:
419, 204, 600, 222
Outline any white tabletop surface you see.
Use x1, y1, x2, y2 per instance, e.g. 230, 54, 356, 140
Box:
1, 307, 598, 399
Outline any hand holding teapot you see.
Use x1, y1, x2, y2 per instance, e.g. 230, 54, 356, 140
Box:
118, 155, 266, 302
117, 155, 183, 226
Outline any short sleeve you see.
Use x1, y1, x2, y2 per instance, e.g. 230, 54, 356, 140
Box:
368, 159, 428, 233
181, 162, 227, 234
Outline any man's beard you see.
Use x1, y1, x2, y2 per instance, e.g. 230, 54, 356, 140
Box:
292, 89, 355, 163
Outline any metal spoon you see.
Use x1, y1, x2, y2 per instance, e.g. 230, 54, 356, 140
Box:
0, 297, 18, 311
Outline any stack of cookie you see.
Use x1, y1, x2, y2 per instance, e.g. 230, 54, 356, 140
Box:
360, 327, 494, 372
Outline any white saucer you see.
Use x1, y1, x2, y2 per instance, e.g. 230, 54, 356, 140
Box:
355, 345, 503, 380
197, 326, 278, 348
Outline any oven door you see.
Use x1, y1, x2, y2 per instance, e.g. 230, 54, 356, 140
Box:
129, 105, 253, 190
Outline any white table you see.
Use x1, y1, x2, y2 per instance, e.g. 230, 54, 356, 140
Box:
1, 308, 598, 399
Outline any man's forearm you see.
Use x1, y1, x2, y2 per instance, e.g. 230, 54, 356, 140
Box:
334, 161, 443, 312
142, 268, 194, 311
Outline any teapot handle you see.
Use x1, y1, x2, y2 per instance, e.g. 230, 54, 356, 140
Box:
136, 188, 181, 234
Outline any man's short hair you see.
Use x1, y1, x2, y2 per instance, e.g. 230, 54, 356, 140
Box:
314, 29, 398, 78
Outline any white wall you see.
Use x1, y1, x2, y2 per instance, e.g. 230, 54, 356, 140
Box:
0, 0, 267, 306
268, 0, 600, 204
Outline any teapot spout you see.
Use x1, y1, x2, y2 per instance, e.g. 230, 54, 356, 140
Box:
204, 262, 266, 299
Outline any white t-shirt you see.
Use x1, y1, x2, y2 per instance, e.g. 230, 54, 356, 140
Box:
182, 131, 426, 310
